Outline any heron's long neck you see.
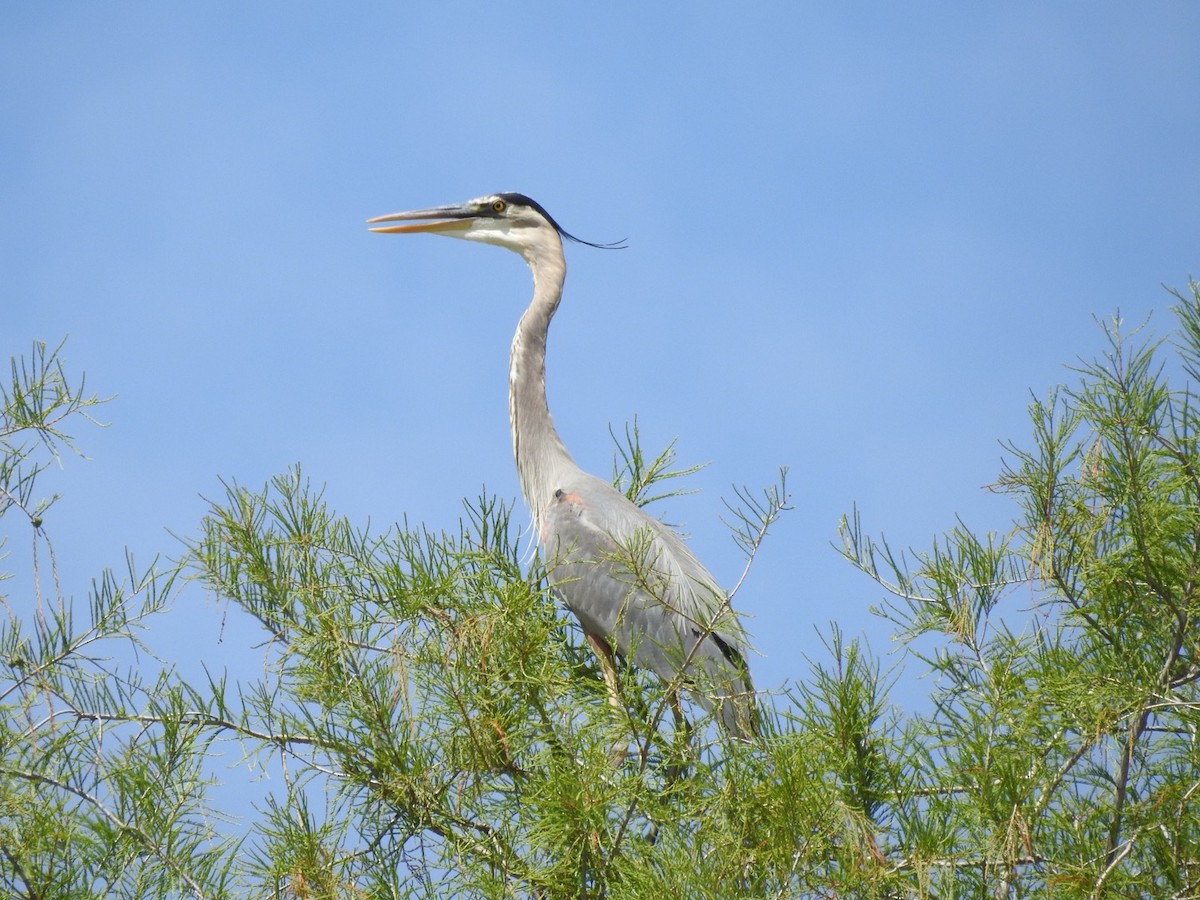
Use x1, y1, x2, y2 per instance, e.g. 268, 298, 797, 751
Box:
509, 250, 578, 529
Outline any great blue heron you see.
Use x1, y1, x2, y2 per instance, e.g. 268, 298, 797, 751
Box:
368, 193, 756, 739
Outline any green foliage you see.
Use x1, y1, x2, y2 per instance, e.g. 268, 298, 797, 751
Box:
4, 283, 1200, 897
0, 338, 104, 536
1, 342, 236, 898
840, 283, 1200, 895
182, 470, 815, 896
609, 416, 707, 510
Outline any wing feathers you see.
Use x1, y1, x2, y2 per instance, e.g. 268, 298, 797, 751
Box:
542, 474, 756, 737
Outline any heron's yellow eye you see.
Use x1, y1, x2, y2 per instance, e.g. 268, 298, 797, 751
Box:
492, 199, 506, 213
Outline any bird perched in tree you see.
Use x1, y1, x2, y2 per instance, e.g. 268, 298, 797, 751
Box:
369, 193, 755, 738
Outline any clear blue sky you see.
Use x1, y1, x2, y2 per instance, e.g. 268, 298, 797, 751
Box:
4, 5, 1199, 720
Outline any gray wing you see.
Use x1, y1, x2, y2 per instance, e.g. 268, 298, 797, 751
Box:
541, 472, 755, 736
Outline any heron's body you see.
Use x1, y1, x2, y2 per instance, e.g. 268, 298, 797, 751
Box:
370, 193, 755, 737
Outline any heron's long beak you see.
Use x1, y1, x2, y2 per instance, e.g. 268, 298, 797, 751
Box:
367, 204, 477, 235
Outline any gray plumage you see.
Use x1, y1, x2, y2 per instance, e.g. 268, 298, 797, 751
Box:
369, 193, 756, 738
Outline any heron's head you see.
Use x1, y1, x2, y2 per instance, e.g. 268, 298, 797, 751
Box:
368, 193, 623, 262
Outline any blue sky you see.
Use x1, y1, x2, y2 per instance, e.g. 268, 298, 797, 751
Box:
4, 4, 1199, 725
